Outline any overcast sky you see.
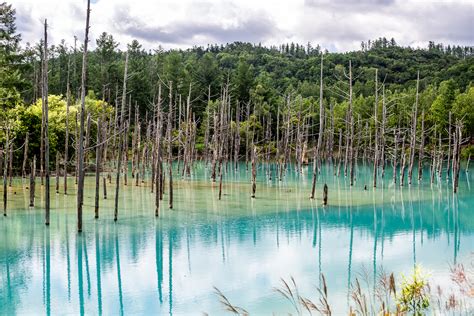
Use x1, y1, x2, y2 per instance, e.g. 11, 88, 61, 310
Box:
10, 0, 474, 52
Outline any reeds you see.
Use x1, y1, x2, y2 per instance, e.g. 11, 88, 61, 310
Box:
213, 258, 474, 315
213, 286, 249, 315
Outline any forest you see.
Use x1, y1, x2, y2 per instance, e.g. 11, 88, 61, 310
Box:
2, 2, 473, 168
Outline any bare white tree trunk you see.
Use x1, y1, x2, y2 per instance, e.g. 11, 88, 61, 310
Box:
373, 69, 379, 188
114, 52, 129, 222
311, 53, 323, 199
407, 71, 419, 185
76, 0, 91, 232
43, 19, 50, 226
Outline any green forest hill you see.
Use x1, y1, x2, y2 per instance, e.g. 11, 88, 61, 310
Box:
1, 2, 473, 168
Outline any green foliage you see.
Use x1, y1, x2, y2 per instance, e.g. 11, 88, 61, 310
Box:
0, 2, 26, 115
15, 33, 474, 132
452, 86, 474, 133
430, 79, 457, 132
397, 265, 430, 315
6, 93, 112, 170
2, 1, 474, 168
461, 145, 474, 160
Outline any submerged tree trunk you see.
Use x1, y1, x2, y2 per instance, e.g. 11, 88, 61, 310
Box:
167, 82, 173, 210
348, 61, 355, 186
64, 56, 71, 195
3, 136, 8, 216
380, 87, 387, 178
8, 144, 12, 187
393, 128, 399, 184
407, 71, 419, 185
453, 123, 462, 193
30, 156, 36, 207
43, 19, 50, 226
400, 135, 407, 186
373, 69, 379, 188
77, 0, 91, 232
22, 133, 29, 178
311, 53, 324, 199
446, 112, 452, 179
114, 52, 129, 222
323, 184, 328, 206
94, 118, 102, 219
154, 84, 162, 217
417, 110, 425, 181
55, 152, 60, 194
251, 145, 257, 198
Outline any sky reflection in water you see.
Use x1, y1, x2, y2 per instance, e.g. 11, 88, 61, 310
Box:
0, 162, 473, 314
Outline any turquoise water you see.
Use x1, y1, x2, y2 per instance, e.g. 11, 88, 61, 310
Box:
1, 162, 473, 314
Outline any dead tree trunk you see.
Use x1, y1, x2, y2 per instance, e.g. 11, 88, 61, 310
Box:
203, 86, 211, 164
94, 118, 102, 219
323, 184, 328, 206
400, 135, 407, 186
124, 97, 131, 186
167, 82, 173, 210
76, 0, 91, 232
234, 101, 240, 171
3, 134, 8, 216
55, 152, 59, 194
336, 129, 343, 176
64, 55, 71, 194
452, 126, 458, 192
453, 123, 462, 193
114, 52, 129, 222
446, 112, 452, 179
373, 69, 379, 188
311, 53, 324, 199
348, 61, 355, 186
134, 122, 141, 186
40, 67, 44, 187
43, 19, 50, 226
343, 112, 350, 177
417, 110, 425, 181
22, 133, 29, 178
381, 86, 387, 177
8, 144, 12, 187
430, 134, 436, 184
155, 84, 163, 217
131, 105, 138, 179
466, 154, 470, 173
29, 156, 36, 207
251, 144, 257, 198
245, 102, 251, 171
407, 71, 419, 185
393, 128, 398, 184
280, 97, 291, 181
75, 113, 79, 185
328, 102, 335, 163
437, 132, 443, 180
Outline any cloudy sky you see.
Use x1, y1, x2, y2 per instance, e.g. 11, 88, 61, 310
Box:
10, 0, 474, 52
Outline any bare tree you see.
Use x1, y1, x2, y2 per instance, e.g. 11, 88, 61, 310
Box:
407, 71, 419, 185
64, 56, 71, 194
114, 52, 129, 222
77, 0, 91, 232
311, 53, 324, 199
43, 19, 50, 226
167, 82, 174, 209
373, 69, 379, 188
29, 156, 36, 207
94, 118, 102, 219
22, 133, 29, 178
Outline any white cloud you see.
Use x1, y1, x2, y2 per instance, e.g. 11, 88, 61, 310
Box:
10, 0, 474, 52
